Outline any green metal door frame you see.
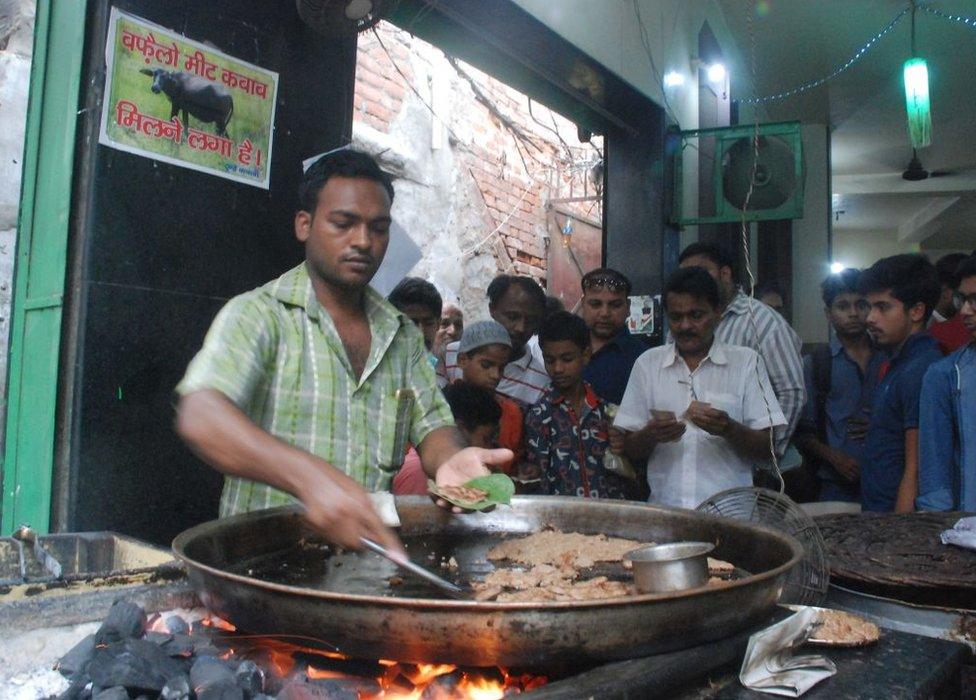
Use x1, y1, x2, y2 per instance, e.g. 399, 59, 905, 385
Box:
1, 0, 87, 534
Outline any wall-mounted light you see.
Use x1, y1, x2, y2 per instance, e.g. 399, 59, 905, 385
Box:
830, 262, 846, 274
707, 63, 726, 83
664, 71, 685, 88
903, 58, 932, 148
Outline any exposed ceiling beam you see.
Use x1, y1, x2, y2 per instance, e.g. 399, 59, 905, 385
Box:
897, 196, 960, 242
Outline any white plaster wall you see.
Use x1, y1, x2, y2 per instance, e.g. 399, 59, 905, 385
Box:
832, 229, 920, 270
511, 0, 764, 243
352, 43, 517, 322
791, 123, 830, 343
0, 0, 35, 432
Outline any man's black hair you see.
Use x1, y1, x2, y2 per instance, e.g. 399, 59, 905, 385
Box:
544, 295, 565, 319
442, 381, 502, 430
298, 148, 394, 213
935, 252, 970, 289
486, 275, 547, 310
580, 267, 633, 296
755, 281, 784, 299
677, 242, 735, 271
663, 266, 721, 310
858, 253, 941, 322
387, 277, 443, 317
954, 256, 976, 286
821, 268, 861, 307
537, 310, 590, 351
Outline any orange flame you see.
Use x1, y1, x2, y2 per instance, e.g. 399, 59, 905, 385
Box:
306, 666, 358, 681
200, 614, 236, 632
195, 623, 544, 698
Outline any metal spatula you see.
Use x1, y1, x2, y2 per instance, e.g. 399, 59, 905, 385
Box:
360, 537, 468, 599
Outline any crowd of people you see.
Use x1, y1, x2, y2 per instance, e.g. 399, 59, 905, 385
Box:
388, 233, 976, 516
177, 149, 975, 554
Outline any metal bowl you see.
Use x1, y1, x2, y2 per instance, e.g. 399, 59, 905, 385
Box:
625, 541, 715, 593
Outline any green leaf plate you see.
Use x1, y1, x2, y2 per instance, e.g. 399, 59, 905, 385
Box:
427, 473, 516, 510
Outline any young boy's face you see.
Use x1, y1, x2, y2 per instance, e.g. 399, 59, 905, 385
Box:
826, 292, 868, 339
459, 422, 498, 449
865, 289, 924, 349
540, 339, 589, 393
457, 344, 511, 391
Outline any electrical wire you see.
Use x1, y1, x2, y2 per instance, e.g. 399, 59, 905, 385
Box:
631, 0, 683, 128
918, 3, 976, 28
458, 183, 537, 258
370, 27, 468, 146
738, 0, 784, 494
737, 5, 910, 104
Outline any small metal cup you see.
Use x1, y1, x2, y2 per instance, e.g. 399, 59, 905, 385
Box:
625, 541, 715, 593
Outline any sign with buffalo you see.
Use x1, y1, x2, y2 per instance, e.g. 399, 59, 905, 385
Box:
98, 8, 279, 189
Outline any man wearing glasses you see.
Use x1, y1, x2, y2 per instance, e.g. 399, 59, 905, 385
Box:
794, 269, 884, 502
918, 255, 976, 511
579, 268, 649, 404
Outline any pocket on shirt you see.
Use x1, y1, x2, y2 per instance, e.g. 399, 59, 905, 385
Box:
700, 392, 741, 421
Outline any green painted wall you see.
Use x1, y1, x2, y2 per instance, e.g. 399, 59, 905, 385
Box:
2, 0, 86, 534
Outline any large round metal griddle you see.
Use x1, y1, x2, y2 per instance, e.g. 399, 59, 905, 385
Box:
818, 511, 976, 609
172, 496, 802, 666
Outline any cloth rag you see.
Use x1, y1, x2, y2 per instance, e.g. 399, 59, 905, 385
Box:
940, 516, 976, 550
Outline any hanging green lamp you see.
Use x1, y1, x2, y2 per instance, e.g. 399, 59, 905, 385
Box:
903, 1, 932, 148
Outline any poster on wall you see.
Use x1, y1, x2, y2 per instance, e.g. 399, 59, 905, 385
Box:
98, 7, 279, 189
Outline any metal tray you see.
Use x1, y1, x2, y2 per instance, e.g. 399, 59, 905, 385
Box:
173, 497, 802, 666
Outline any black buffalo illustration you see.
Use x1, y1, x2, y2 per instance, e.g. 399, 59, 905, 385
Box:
139, 68, 234, 136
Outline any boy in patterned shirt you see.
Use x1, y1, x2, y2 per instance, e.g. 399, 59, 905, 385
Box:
524, 311, 637, 499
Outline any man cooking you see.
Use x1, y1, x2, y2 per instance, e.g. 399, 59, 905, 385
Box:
175, 149, 509, 556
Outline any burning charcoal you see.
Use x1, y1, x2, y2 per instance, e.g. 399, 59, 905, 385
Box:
89, 638, 185, 693
276, 678, 357, 700
165, 615, 191, 635
94, 600, 147, 645
421, 670, 463, 699
159, 633, 196, 658
56, 678, 92, 700
93, 687, 128, 700
57, 634, 96, 679
145, 631, 173, 646
235, 660, 265, 695
191, 656, 244, 700
160, 674, 191, 700
192, 642, 223, 658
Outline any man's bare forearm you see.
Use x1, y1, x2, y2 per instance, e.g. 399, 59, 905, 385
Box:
725, 423, 774, 460
794, 432, 832, 462
417, 426, 467, 478
622, 428, 654, 461
176, 388, 327, 497
895, 429, 920, 513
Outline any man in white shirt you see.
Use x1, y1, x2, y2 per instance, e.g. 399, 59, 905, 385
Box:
437, 275, 549, 406
677, 243, 803, 457
613, 267, 786, 508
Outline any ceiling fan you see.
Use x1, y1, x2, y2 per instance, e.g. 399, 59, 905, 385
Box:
901, 149, 958, 181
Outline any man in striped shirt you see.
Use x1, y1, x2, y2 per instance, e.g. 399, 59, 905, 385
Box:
678, 243, 805, 457
437, 275, 550, 406
176, 150, 510, 555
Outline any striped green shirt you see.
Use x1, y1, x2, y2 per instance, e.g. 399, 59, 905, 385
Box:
177, 262, 454, 516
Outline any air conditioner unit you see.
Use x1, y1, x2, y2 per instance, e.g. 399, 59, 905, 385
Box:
670, 121, 805, 225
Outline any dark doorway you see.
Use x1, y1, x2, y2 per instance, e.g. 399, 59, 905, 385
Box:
56, 0, 358, 544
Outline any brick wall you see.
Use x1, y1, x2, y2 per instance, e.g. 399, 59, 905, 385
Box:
351, 22, 602, 310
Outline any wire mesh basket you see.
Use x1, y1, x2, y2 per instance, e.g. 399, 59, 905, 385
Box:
697, 487, 829, 606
